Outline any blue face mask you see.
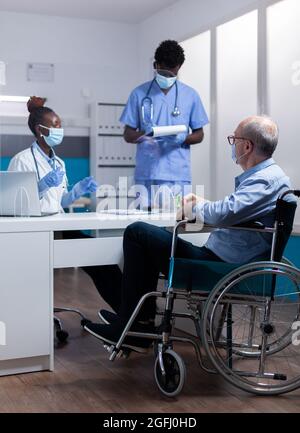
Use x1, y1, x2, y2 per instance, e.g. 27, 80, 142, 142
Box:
155, 73, 177, 90
40, 125, 64, 147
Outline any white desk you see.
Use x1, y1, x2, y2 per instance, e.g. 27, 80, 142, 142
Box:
0, 212, 209, 376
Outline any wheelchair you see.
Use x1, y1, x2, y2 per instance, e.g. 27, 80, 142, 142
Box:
107, 189, 300, 397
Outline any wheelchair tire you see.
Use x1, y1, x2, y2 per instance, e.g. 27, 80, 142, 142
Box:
154, 349, 186, 398
231, 257, 300, 358
202, 261, 300, 395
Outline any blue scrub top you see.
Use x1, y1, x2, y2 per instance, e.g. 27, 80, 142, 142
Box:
120, 80, 209, 182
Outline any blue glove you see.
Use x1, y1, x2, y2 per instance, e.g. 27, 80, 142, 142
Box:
38, 167, 65, 198
137, 125, 154, 144
61, 176, 98, 208
73, 176, 98, 197
164, 132, 188, 147
137, 122, 161, 148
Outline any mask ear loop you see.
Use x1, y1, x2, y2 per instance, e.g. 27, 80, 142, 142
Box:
236, 151, 249, 164
38, 124, 50, 140
235, 140, 253, 164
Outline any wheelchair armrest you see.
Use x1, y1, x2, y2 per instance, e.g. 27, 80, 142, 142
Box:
233, 221, 265, 230
171, 218, 274, 259
176, 218, 265, 230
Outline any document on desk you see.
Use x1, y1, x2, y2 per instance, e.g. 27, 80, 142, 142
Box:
98, 209, 150, 215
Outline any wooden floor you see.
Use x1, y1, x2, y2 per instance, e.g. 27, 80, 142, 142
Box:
1, 267, 300, 413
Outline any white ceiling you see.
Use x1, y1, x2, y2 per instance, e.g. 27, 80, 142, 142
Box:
0, 0, 180, 24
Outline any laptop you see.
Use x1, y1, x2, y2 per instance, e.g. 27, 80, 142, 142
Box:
0, 171, 58, 217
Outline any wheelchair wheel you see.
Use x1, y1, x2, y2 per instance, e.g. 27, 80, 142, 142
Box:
202, 261, 300, 395
154, 349, 186, 397
230, 258, 300, 358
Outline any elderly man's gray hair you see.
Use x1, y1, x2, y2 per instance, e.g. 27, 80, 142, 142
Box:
241, 116, 279, 158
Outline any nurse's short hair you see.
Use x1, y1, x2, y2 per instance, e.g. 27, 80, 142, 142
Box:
154, 40, 185, 68
241, 116, 279, 158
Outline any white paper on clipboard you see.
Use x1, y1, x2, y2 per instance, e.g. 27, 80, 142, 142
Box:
152, 125, 187, 138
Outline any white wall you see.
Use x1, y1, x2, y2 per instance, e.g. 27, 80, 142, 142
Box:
0, 2, 259, 135
137, 0, 259, 82
0, 11, 138, 134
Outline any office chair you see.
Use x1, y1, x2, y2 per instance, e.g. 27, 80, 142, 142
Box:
54, 307, 91, 342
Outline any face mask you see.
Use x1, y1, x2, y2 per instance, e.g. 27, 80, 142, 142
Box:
155, 73, 177, 90
39, 125, 64, 147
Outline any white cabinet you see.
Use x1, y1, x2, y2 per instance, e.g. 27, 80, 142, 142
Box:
90, 102, 136, 210
0, 232, 52, 362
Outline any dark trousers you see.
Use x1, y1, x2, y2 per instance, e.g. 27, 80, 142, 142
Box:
119, 222, 223, 322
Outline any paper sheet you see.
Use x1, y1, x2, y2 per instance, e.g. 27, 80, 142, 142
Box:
152, 125, 187, 138
98, 209, 150, 215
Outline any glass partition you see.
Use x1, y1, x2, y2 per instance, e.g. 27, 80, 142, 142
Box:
180, 31, 211, 198
0, 62, 4, 214
267, 0, 300, 226
215, 10, 258, 199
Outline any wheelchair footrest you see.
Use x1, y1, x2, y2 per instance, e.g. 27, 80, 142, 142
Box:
104, 344, 131, 360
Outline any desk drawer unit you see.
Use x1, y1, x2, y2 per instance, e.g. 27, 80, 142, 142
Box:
0, 231, 52, 372
53, 237, 123, 268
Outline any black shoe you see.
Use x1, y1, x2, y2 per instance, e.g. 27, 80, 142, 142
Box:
97, 309, 118, 325
84, 321, 155, 354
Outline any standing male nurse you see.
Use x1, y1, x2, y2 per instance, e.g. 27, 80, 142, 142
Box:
120, 40, 209, 209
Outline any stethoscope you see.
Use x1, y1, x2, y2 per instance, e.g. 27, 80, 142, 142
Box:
141, 79, 181, 124
30, 144, 64, 183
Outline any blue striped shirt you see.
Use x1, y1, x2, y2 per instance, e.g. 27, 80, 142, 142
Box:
195, 159, 294, 263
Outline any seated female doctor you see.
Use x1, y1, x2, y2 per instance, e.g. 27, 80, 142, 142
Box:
8, 96, 97, 212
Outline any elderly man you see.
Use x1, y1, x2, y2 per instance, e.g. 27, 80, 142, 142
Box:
85, 116, 293, 352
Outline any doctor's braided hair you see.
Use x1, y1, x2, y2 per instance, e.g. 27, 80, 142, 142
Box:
154, 40, 185, 68
27, 96, 54, 137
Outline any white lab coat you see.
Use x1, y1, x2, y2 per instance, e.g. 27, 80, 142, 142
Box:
8, 143, 68, 214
